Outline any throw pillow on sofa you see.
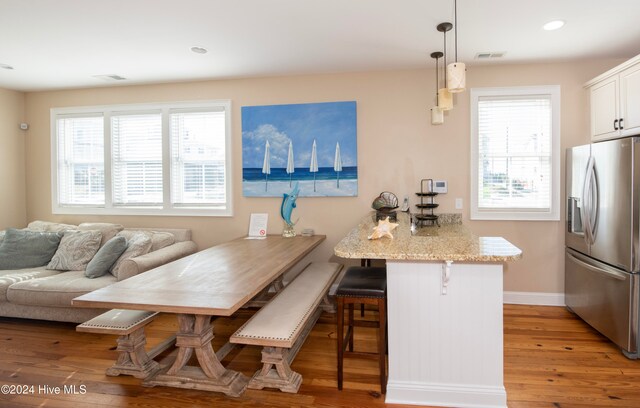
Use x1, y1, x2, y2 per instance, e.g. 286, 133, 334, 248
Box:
116, 230, 176, 252
47, 230, 102, 271
78, 222, 124, 247
0, 228, 63, 269
27, 220, 78, 233
150, 231, 175, 251
110, 232, 153, 278
85, 235, 128, 278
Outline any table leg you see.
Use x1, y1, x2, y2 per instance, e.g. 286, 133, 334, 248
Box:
245, 275, 286, 308
144, 314, 248, 397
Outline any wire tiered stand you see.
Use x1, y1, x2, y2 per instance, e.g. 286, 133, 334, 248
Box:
415, 178, 439, 227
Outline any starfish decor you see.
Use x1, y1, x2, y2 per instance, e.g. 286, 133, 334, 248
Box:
367, 216, 399, 240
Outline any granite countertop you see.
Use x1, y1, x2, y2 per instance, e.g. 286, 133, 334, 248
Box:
334, 212, 522, 262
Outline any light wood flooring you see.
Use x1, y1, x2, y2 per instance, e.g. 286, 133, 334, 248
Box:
0, 305, 639, 407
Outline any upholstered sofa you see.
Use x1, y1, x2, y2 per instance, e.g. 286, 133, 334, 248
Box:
0, 221, 198, 323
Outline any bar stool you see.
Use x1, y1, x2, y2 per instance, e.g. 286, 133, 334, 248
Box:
336, 266, 387, 393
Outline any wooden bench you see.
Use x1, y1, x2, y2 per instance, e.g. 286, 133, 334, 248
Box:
77, 309, 176, 379
230, 262, 343, 393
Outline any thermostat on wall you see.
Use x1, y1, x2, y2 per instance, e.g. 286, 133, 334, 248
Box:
433, 180, 448, 194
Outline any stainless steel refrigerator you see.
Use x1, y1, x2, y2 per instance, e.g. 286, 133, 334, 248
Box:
566, 136, 640, 358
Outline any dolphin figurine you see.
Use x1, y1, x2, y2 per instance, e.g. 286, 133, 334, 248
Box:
280, 181, 300, 226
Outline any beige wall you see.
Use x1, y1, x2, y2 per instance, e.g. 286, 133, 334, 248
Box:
23, 59, 623, 293
0, 88, 26, 229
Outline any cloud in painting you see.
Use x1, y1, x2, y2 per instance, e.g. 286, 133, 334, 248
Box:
242, 124, 291, 168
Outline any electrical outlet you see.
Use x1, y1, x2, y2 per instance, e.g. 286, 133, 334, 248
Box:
455, 198, 463, 209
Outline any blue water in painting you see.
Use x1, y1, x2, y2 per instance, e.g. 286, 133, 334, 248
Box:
243, 166, 357, 181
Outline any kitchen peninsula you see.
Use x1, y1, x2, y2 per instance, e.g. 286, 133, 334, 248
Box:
335, 213, 521, 408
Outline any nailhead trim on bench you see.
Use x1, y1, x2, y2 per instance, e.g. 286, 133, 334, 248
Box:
77, 309, 158, 334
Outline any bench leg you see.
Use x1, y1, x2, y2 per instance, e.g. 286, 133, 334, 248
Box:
106, 327, 162, 379
248, 347, 302, 393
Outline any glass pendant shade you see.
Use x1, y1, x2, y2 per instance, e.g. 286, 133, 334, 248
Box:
431, 106, 444, 125
447, 62, 466, 93
438, 88, 453, 111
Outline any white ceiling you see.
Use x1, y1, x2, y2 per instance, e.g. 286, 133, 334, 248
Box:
1, 0, 639, 91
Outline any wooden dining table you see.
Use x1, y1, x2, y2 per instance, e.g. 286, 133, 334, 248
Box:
72, 234, 326, 397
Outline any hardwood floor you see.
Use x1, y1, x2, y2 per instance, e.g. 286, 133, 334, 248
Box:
0, 305, 639, 407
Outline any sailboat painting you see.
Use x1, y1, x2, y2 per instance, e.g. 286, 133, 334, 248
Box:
242, 101, 357, 197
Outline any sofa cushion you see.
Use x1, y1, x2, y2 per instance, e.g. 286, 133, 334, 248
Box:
0, 229, 63, 270
27, 220, 78, 232
0, 268, 61, 302
85, 236, 127, 278
110, 233, 152, 279
6, 271, 117, 307
78, 223, 124, 246
47, 230, 102, 271
0, 230, 4, 245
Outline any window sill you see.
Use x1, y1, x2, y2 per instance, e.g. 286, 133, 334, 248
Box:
52, 205, 233, 217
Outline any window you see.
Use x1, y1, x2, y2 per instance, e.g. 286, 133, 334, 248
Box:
51, 101, 232, 216
56, 115, 105, 206
170, 110, 227, 206
470, 86, 560, 220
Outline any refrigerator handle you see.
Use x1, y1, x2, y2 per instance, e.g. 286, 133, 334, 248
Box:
581, 157, 595, 245
567, 252, 627, 281
589, 161, 599, 242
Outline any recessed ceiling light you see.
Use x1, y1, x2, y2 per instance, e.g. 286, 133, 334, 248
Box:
0, 63, 14, 70
190, 46, 208, 54
93, 74, 127, 81
543, 20, 565, 31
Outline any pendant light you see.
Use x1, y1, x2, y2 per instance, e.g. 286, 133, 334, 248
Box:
430, 51, 444, 125
447, 0, 466, 93
437, 22, 453, 111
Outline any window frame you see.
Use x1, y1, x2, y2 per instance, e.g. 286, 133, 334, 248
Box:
50, 100, 233, 217
470, 85, 561, 221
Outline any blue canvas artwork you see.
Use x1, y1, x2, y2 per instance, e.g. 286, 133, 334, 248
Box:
242, 101, 357, 197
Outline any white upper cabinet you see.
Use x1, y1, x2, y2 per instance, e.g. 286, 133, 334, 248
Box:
620, 63, 640, 137
586, 55, 640, 141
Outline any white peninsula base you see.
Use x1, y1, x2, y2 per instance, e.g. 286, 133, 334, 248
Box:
385, 260, 506, 408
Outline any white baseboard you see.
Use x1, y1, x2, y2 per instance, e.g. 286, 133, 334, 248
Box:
386, 381, 507, 408
503, 291, 565, 306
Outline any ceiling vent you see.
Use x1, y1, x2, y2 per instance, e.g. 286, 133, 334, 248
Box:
93, 74, 128, 81
475, 52, 505, 59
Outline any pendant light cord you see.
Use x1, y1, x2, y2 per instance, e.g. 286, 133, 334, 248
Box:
443, 31, 447, 87
435, 56, 439, 104
454, 0, 458, 63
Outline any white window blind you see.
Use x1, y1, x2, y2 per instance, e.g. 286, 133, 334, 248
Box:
478, 96, 551, 209
170, 110, 227, 206
112, 113, 163, 206
471, 86, 560, 221
56, 115, 105, 205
